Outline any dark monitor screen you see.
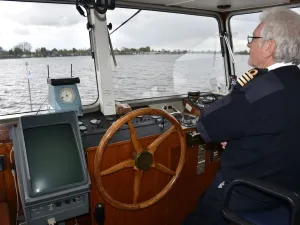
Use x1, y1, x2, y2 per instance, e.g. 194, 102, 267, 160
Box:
23, 123, 84, 195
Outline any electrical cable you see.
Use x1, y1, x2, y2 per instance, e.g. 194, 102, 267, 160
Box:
10, 147, 19, 225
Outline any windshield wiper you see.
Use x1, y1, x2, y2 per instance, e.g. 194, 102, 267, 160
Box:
107, 28, 117, 66
220, 32, 235, 64
110, 9, 142, 35
107, 9, 142, 66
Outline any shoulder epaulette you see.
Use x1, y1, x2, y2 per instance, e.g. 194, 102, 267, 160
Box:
237, 68, 267, 87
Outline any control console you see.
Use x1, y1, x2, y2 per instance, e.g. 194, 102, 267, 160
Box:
183, 93, 221, 116
196, 95, 218, 109
78, 112, 162, 137
29, 194, 88, 220
78, 108, 199, 149
78, 111, 172, 149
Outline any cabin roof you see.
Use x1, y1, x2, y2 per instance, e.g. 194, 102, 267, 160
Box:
1, 0, 300, 13
118, 0, 294, 12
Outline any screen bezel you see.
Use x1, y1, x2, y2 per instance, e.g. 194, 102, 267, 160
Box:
18, 111, 89, 198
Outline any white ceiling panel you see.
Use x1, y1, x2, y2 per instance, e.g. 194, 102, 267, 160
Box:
120, 0, 291, 12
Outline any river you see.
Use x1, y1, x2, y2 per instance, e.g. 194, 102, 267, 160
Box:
0, 53, 251, 115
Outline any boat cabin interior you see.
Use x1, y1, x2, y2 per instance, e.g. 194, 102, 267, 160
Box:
0, 0, 299, 225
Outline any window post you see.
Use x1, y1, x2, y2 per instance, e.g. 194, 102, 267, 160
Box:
88, 9, 116, 115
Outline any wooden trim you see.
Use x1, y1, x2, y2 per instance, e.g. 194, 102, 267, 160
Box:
0, 202, 11, 225
0, 172, 5, 202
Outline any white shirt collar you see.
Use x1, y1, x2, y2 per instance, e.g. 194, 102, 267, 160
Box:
267, 62, 294, 71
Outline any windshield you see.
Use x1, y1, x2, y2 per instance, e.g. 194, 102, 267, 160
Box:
107, 9, 226, 101
0, 2, 98, 115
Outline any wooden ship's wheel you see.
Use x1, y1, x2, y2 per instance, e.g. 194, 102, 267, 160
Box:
94, 108, 186, 210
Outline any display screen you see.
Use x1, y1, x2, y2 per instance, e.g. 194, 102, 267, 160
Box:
23, 123, 84, 195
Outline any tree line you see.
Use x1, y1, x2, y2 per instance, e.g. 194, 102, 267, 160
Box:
0, 43, 193, 58
0, 42, 91, 59
114, 46, 191, 55
0, 42, 249, 59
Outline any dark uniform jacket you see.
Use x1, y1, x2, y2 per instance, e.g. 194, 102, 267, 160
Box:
197, 65, 300, 195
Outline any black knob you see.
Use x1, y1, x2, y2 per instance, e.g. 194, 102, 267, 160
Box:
107, 23, 112, 30
94, 203, 105, 225
86, 22, 93, 30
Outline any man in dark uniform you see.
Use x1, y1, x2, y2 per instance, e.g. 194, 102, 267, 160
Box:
183, 7, 300, 225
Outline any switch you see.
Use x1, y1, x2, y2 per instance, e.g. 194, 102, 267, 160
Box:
94, 204, 105, 225
0, 155, 5, 171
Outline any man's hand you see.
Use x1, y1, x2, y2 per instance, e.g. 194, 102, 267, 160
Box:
221, 142, 227, 149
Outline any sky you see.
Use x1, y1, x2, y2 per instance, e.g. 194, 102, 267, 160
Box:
0, 1, 299, 52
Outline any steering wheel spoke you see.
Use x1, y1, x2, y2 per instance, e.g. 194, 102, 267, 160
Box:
128, 120, 143, 153
133, 170, 144, 203
100, 159, 135, 176
151, 161, 175, 176
148, 125, 176, 154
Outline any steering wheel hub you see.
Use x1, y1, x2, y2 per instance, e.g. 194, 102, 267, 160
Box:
135, 151, 153, 171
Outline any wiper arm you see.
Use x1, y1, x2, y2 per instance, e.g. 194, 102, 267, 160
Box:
221, 32, 235, 64
107, 9, 142, 66
108, 30, 117, 66
110, 9, 142, 35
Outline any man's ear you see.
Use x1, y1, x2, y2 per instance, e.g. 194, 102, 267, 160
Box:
263, 40, 276, 57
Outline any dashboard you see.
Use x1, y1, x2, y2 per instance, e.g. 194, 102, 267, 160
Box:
78, 112, 170, 148
78, 93, 221, 149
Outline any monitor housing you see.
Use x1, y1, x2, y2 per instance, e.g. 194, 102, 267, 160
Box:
10, 111, 91, 225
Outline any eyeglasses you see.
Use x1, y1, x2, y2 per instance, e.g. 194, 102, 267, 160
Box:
247, 35, 263, 44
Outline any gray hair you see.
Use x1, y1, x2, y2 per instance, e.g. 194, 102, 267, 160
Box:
260, 7, 300, 65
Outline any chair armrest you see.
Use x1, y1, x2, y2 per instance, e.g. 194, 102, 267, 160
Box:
222, 178, 300, 225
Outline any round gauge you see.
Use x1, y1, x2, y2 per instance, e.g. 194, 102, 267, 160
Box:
90, 119, 101, 125
106, 117, 114, 121
59, 88, 75, 103
79, 125, 87, 132
90, 119, 97, 124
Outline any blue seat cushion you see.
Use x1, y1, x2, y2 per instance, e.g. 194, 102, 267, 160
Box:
238, 206, 290, 225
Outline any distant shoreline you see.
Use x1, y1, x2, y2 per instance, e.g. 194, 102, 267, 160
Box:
0, 55, 88, 60
0, 42, 249, 60
0, 51, 249, 60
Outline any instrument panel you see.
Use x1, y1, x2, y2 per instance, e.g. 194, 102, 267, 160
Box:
196, 95, 218, 109
78, 92, 221, 149
183, 93, 221, 116
78, 112, 174, 149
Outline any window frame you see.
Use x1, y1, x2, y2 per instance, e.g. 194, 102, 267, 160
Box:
105, 5, 229, 103
0, 0, 100, 117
